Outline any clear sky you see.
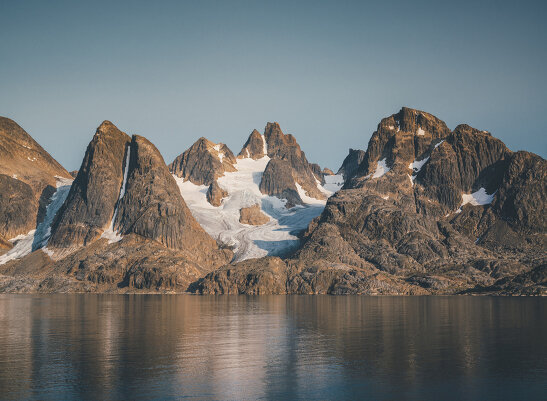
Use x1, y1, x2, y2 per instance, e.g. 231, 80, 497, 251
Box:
1, 0, 545, 171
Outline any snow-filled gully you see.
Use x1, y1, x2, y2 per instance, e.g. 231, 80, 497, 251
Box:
101, 145, 131, 244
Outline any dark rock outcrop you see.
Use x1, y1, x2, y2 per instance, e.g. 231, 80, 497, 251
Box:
169, 137, 236, 186
337, 148, 366, 181
259, 159, 302, 207
48, 121, 131, 251
0, 175, 37, 238
239, 204, 269, 225
206, 180, 228, 207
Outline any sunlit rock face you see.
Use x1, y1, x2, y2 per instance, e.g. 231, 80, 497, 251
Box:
0, 117, 71, 240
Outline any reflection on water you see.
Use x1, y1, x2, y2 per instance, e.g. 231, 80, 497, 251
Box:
0, 295, 545, 400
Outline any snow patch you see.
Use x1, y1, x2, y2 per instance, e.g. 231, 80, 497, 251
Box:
262, 134, 268, 155
42, 247, 54, 257
460, 188, 496, 207
213, 144, 224, 163
434, 140, 445, 149
382, 195, 389, 200
417, 127, 425, 136
296, 182, 327, 206
387, 125, 394, 130
408, 174, 414, 187
372, 158, 390, 178
323, 174, 344, 193
11, 174, 17, 179
101, 146, 131, 244
27, 156, 36, 162
409, 156, 430, 173
0, 176, 73, 265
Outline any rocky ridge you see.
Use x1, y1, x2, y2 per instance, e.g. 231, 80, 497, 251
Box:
194, 108, 546, 295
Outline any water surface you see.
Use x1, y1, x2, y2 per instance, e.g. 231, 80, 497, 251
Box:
0, 295, 545, 400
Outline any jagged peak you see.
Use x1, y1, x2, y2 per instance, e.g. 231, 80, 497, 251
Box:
238, 128, 267, 159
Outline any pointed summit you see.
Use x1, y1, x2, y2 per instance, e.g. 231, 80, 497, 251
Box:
48, 121, 132, 251
238, 129, 267, 159
258, 122, 325, 201
169, 137, 236, 186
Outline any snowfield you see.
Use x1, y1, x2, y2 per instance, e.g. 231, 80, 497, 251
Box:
175, 155, 341, 262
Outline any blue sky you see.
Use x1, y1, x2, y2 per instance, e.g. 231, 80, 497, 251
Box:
1, 0, 545, 170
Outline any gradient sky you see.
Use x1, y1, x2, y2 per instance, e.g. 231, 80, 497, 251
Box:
1, 0, 546, 171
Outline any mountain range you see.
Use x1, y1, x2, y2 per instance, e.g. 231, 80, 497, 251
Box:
0, 107, 545, 295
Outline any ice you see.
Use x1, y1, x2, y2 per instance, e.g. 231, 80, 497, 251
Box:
409, 156, 430, 173
175, 153, 328, 262
262, 134, 268, 155
434, 140, 445, 149
213, 144, 224, 163
101, 146, 130, 243
460, 188, 496, 207
372, 158, 390, 178
296, 182, 327, 206
417, 127, 425, 136
0, 176, 73, 265
322, 174, 344, 193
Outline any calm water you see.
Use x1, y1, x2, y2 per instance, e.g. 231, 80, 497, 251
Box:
0, 295, 545, 400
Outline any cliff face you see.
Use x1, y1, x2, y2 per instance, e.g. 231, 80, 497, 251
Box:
48, 121, 131, 251
114, 135, 219, 254
0, 117, 71, 239
195, 108, 546, 296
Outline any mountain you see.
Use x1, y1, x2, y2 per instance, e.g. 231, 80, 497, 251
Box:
170, 123, 342, 262
0, 120, 231, 292
169, 137, 236, 186
194, 108, 546, 295
0, 110, 544, 295
0, 117, 71, 248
